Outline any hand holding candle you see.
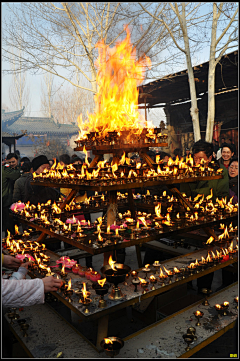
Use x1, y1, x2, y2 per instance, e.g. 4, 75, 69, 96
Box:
42, 276, 62, 292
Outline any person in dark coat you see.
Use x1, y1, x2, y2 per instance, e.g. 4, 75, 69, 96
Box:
24, 155, 60, 205
2, 153, 21, 234
180, 140, 229, 203
12, 161, 33, 203
24, 155, 61, 250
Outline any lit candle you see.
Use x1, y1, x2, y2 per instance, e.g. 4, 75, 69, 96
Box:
89, 271, 101, 282
72, 264, 80, 274
85, 268, 93, 279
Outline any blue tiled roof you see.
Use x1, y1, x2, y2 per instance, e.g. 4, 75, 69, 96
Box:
2, 108, 25, 129
6, 116, 79, 135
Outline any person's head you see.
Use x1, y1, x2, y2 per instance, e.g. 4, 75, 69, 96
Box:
72, 157, 83, 165
32, 155, 50, 174
221, 143, 234, 162
192, 140, 213, 165
221, 136, 225, 143
226, 138, 231, 144
212, 139, 216, 145
147, 150, 156, 161
173, 148, 182, 158
6, 153, 19, 169
71, 154, 78, 161
21, 161, 33, 173
59, 154, 71, 167
228, 157, 238, 178
185, 147, 190, 156
158, 151, 170, 163
20, 157, 30, 165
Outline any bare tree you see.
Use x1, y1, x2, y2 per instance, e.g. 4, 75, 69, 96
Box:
139, 3, 207, 142
205, 3, 238, 142
139, 3, 238, 143
9, 45, 31, 115
41, 54, 54, 118
33, 137, 69, 159
3, 3, 182, 95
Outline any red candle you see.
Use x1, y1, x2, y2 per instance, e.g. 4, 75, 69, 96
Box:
72, 264, 80, 274
89, 271, 101, 282
78, 267, 86, 277
221, 254, 229, 263
85, 268, 93, 279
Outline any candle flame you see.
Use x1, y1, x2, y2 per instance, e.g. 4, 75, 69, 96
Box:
206, 236, 214, 245
138, 277, 147, 284
67, 279, 72, 291
104, 338, 113, 345
163, 265, 172, 275
98, 278, 106, 287
138, 217, 148, 228
108, 255, 117, 271
149, 275, 156, 280
82, 282, 88, 300
206, 188, 213, 201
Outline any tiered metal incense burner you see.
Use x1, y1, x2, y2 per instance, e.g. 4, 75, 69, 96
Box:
74, 127, 167, 151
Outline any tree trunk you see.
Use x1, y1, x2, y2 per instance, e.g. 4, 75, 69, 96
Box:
181, 5, 201, 142
205, 3, 217, 143
205, 61, 215, 142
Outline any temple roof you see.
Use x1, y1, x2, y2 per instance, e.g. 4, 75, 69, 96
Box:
2, 107, 25, 129
6, 116, 79, 135
2, 131, 26, 139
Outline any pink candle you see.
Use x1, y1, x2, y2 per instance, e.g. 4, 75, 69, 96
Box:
78, 267, 87, 277
16, 254, 35, 262
89, 272, 101, 282
85, 268, 93, 279
66, 218, 77, 224
10, 202, 25, 211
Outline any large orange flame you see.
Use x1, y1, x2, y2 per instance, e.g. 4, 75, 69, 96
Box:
76, 26, 151, 139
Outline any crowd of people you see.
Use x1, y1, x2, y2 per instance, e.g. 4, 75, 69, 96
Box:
1, 136, 238, 357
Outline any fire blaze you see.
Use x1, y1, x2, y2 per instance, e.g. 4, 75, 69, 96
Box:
77, 26, 152, 140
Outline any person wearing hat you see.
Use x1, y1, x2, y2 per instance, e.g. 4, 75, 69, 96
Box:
24, 155, 59, 205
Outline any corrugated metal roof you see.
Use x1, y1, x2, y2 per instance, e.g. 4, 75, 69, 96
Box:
138, 50, 238, 106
